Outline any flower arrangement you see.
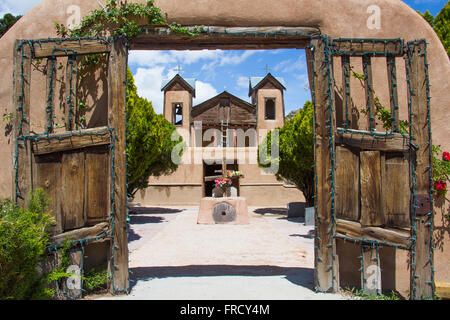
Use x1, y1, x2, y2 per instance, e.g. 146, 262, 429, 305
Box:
215, 177, 232, 189
224, 170, 242, 178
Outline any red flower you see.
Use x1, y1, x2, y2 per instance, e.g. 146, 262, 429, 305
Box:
443, 152, 450, 161
435, 181, 447, 191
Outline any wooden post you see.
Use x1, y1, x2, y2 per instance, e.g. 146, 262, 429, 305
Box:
108, 39, 129, 294
12, 41, 32, 206
341, 55, 352, 129
65, 57, 77, 131
46, 58, 56, 134
310, 38, 337, 293
407, 41, 434, 300
362, 245, 382, 295
363, 55, 376, 131
386, 55, 399, 131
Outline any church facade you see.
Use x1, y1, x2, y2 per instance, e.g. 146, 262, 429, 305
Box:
134, 73, 305, 207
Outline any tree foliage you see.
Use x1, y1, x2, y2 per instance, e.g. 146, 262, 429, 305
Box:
126, 68, 183, 197
0, 13, 22, 38
258, 101, 315, 206
418, 2, 450, 57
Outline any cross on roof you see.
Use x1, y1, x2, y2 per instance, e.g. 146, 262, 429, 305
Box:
262, 64, 270, 74
174, 64, 184, 74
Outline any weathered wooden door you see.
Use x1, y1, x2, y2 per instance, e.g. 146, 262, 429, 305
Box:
12, 38, 129, 295
308, 37, 434, 299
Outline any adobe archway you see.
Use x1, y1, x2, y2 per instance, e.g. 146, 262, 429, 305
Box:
0, 0, 449, 297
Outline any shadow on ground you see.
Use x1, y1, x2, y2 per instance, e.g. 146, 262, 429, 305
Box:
129, 265, 314, 291
253, 208, 288, 215
290, 230, 314, 239
129, 207, 184, 215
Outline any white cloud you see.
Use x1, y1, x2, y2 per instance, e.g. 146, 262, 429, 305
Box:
0, 0, 41, 16
193, 81, 218, 105
219, 51, 256, 66
128, 51, 175, 67
237, 76, 249, 89
128, 50, 222, 68
133, 66, 166, 114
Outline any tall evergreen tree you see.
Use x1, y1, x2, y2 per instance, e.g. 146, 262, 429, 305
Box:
0, 13, 22, 37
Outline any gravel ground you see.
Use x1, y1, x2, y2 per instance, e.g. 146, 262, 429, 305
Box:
97, 206, 350, 300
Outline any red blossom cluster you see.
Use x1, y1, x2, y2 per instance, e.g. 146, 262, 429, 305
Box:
435, 181, 447, 191
443, 152, 450, 161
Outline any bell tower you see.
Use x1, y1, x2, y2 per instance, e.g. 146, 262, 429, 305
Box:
161, 74, 196, 132
249, 73, 286, 132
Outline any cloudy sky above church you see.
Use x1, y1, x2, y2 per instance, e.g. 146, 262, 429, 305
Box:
1, 0, 446, 115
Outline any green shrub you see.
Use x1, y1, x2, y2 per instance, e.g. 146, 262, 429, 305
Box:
0, 189, 55, 300
83, 269, 109, 294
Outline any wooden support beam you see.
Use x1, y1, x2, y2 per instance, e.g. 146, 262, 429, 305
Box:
30, 39, 111, 58
108, 39, 129, 294
45, 58, 56, 134
65, 57, 77, 131
12, 41, 32, 206
387, 55, 400, 131
362, 245, 382, 295
336, 219, 410, 248
407, 41, 434, 300
310, 37, 338, 293
132, 26, 320, 50
335, 129, 409, 152
50, 222, 109, 246
332, 39, 403, 56
363, 55, 376, 131
341, 55, 352, 129
31, 127, 112, 155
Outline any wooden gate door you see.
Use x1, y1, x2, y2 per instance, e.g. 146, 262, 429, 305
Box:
12, 38, 129, 295
308, 36, 434, 299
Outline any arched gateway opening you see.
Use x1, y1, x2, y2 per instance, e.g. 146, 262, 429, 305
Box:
2, 0, 449, 301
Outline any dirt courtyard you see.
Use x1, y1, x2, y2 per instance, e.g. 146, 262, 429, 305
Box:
98, 206, 349, 300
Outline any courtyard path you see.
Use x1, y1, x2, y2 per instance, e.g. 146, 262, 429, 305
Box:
99, 207, 349, 300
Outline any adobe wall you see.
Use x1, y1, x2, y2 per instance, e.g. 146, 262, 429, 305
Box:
0, 0, 448, 286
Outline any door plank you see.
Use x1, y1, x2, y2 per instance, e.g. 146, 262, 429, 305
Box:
360, 151, 384, 227
61, 151, 85, 231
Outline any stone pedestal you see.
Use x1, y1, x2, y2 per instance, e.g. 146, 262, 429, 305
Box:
198, 197, 249, 225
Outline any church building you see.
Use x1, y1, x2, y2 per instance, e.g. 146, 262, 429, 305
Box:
134, 73, 304, 207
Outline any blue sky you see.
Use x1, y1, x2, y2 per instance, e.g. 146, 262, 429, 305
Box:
2, 0, 447, 114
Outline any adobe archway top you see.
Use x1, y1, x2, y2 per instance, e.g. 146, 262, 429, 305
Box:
0, 0, 449, 199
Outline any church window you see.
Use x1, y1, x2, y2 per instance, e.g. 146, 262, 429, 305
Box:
265, 98, 276, 120
172, 103, 183, 126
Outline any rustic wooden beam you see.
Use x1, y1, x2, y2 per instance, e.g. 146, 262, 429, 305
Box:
131, 26, 320, 50
335, 129, 409, 152
362, 245, 382, 295
332, 39, 403, 56
65, 57, 77, 131
341, 55, 352, 128
407, 41, 434, 300
12, 41, 32, 206
336, 219, 411, 248
310, 37, 338, 293
108, 39, 129, 294
31, 127, 112, 155
50, 222, 109, 246
387, 55, 400, 131
45, 58, 56, 134
30, 39, 111, 58
363, 55, 376, 131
